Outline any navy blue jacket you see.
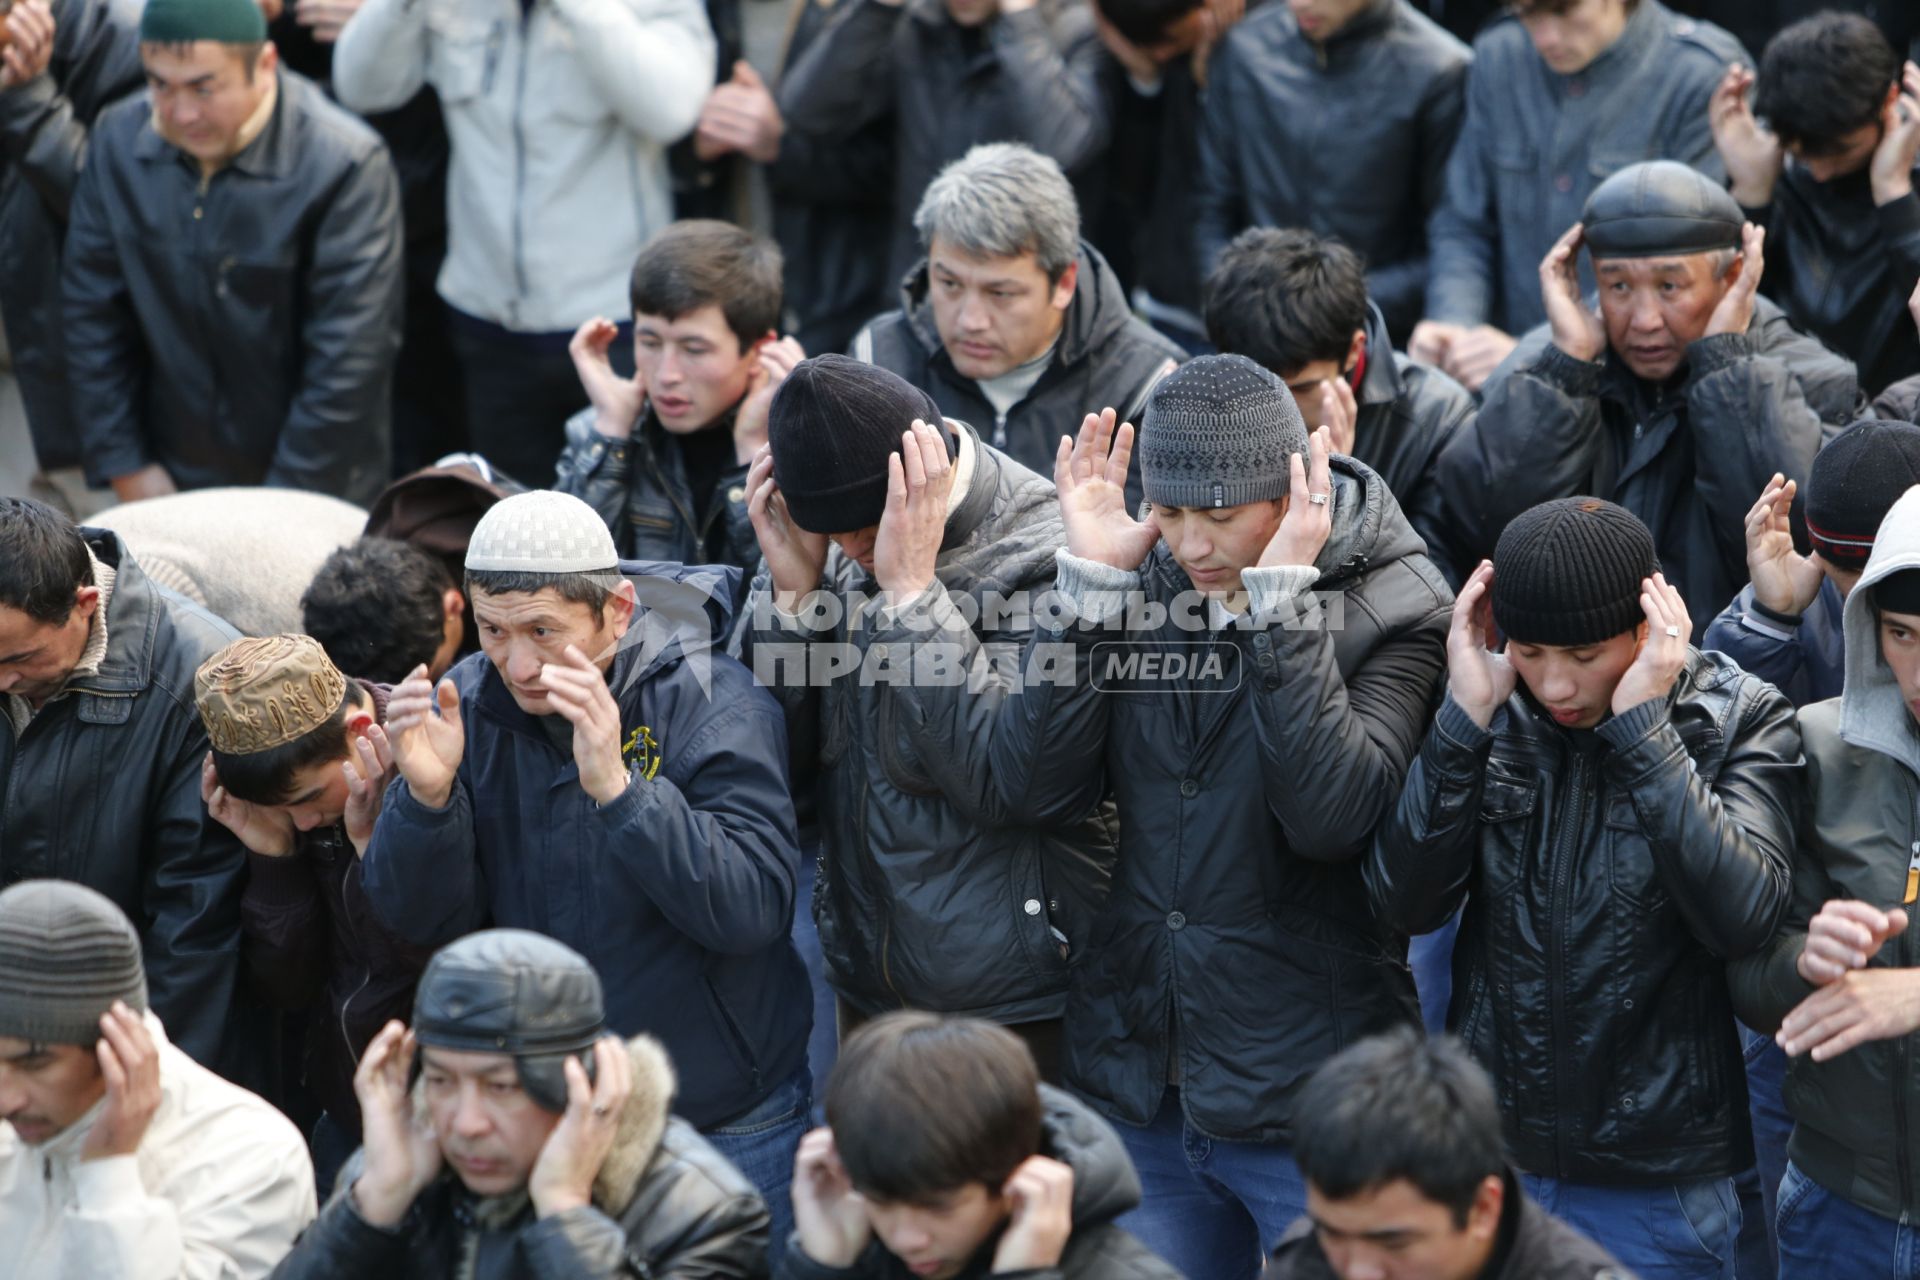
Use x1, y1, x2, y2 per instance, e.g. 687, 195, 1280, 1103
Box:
1703, 578, 1845, 709
361, 564, 811, 1129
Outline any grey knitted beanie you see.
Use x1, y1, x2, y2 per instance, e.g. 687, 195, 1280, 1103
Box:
1138, 355, 1308, 510
465, 491, 619, 574
0, 881, 148, 1046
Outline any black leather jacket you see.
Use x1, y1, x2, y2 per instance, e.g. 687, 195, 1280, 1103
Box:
1194, 0, 1469, 338
1367, 654, 1803, 1183
63, 70, 404, 505
0, 0, 142, 472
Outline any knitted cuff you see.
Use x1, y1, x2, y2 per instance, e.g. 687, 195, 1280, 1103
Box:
1532, 343, 1606, 397
1052, 550, 1140, 627
1243, 565, 1321, 625
1686, 332, 1757, 377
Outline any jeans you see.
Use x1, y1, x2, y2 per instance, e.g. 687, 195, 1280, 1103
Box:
792, 846, 839, 1108
446, 308, 632, 490
703, 1064, 812, 1260
1409, 908, 1460, 1034
1521, 1173, 1741, 1280
1737, 1023, 1793, 1279
1776, 1160, 1920, 1278
1115, 1089, 1308, 1280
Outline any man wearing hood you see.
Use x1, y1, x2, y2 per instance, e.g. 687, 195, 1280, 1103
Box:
358, 490, 813, 1246
786, 1011, 1176, 1279
984, 355, 1453, 1279
1730, 484, 1920, 1277
1438, 159, 1859, 634
851, 144, 1183, 516
268, 928, 770, 1278
1369, 497, 1802, 1279
741, 356, 1115, 1080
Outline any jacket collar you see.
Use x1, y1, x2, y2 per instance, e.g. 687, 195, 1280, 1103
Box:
1356, 300, 1405, 409
132, 69, 298, 181
1304, 0, 1396, 56
66, 530, 160, 698
941, 419, 998, 551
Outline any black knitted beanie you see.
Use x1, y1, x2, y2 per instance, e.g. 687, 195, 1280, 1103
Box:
1493, 498, 1659, 646
1806, 419, 1920, 568
768, 355, 945, 534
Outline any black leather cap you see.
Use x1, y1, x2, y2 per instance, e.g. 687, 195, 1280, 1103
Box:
413, 929, 605, 1112
1581, 161, 1743, 260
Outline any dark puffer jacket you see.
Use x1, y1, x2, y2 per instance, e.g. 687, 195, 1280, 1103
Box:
989, 458, 1451, 1142
743, 423, 1116, 1024
783, 1085, 1178, 1280
1367, 656, 1803, 1184
854, 242, 1183, 515
1193, 0, 1470, 338
0, 531, 246, 1077
269, 1036, 771, 1279
1435, 295, 1859, 635
0, 0, 143, 471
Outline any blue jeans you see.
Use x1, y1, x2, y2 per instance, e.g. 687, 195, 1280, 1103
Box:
1521, 1174, 1740, 1280
792, 845, 839, 1106
702, 1064, 811, 1258
1409, 908, 1460, 1034
1115, 1089, 1308, 1280
1777, 1160, 1920, 1278
1737, 1023, 1793, 1279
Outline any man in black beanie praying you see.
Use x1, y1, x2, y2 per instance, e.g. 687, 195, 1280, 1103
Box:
1439, 159, 1859, 634
739, 353, 1117, 1082
1368, 498, 1804, 1280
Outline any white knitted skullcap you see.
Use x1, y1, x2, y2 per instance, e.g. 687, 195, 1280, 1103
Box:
465, 491, 620, 574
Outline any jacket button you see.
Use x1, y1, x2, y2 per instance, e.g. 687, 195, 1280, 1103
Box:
1554, 173, 1574, 193
1621, 1097, 1635, 1111
1622, 998, 1634, 1010
728, 486, 746, 504
1167, 911, 1186, 931
1024, 899, 1042, 916
1179, 779, 1199, 799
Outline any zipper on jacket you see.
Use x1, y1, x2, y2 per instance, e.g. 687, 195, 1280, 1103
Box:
1546, 750, 1590, 1179
336, 840, 373, 1074
1900, 795, 1920, 1211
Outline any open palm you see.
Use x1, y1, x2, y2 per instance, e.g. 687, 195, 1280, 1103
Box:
1056, 408, 1159, 571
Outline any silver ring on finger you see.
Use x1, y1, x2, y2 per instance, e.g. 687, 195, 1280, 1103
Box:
592, 1104, 612, 1118
1308, 492, 1332, 506
1664, 625, 1681, 638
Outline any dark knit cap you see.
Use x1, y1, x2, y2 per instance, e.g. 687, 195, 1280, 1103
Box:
768, 355, 945, 534
139, 0, 268, 44
1582, 160, 1744, 261
1807, 420, 1920, 567
1493, 498, 1659, 646
1138, 354, 1308, 510
413, 929, 605, 1114
0, 881, 148, 1047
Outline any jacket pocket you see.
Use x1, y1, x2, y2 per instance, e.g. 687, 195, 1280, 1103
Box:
427, 28, 492, 105
1475, 768, 1537, 901
1605, 793, 1670, 912
1489, 140, 1538, 239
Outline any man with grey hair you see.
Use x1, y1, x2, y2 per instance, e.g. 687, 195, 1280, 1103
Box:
854, 142, 1184, 513
0, 880, 315, 1278
1436, 159, 1860, 632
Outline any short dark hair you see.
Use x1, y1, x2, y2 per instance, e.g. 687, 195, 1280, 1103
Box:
1291, 1028, 1505, 1227
1205, 227, 1369, 376
1094, 0, 1201, 48
0, 498, 92, 626
826, 1012, 1042, 1205
629, 220, 783, 352
464, 569, 614, 617
211, 687, 367, 806
301, 538, 457, 685
1754, 12, 1900, 154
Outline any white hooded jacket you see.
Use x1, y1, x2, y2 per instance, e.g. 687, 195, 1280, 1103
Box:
0, 1013, 316, 1279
